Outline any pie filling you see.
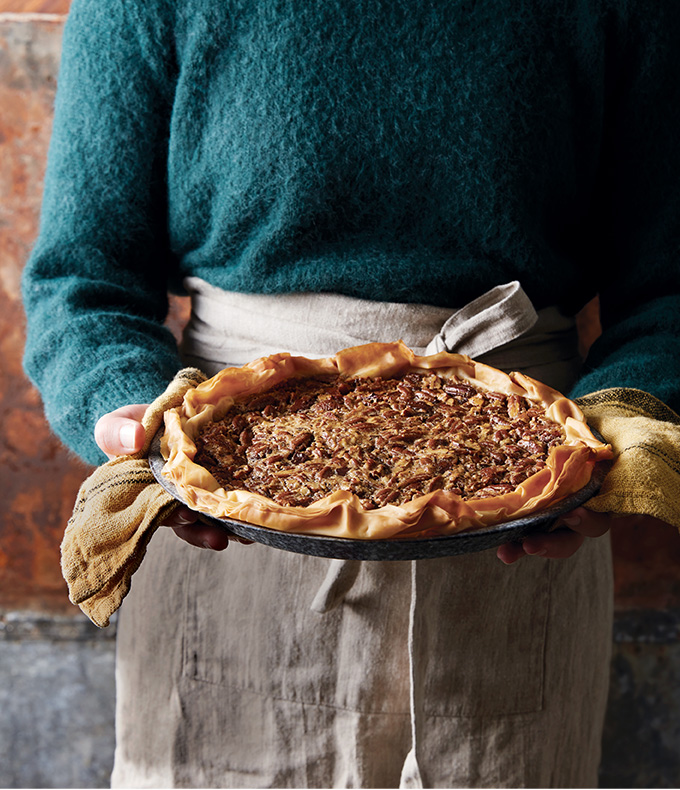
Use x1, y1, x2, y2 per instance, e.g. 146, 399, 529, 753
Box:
194, 371, 566, 510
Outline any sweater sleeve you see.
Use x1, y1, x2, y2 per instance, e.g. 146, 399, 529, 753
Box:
22, 0, 182, 465
569, 5, 680, 411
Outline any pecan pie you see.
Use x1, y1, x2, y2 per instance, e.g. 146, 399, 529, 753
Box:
161, 342, 612, 539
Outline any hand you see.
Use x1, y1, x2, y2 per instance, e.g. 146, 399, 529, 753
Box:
94, 404, 247, 550
166, 504, 237, 551
496, 509, 664, 564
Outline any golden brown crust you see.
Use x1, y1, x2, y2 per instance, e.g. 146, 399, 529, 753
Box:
161, 342, 613, 539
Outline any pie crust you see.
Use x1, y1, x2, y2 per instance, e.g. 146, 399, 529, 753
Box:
161, 342, 612, 540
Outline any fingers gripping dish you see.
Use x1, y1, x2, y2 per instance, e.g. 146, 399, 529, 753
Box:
161, 342, 612, 540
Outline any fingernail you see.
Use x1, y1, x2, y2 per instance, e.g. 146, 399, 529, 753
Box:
563, 515, 581, 527
120, 423, 137, 452
202, 540, 213, 550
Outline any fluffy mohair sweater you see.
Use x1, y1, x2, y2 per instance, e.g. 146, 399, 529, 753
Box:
22, 0, 680, 464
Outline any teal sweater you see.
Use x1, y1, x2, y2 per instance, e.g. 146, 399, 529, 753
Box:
22, 0, 680, 465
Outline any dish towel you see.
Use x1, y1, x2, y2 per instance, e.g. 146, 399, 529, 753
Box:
574, 387, 680, 527
60, 368, 206, 628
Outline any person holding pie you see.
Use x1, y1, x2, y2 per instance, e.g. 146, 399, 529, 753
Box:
22, 1, 680, 787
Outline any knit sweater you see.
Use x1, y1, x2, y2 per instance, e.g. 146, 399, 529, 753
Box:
22, 0, 680, 465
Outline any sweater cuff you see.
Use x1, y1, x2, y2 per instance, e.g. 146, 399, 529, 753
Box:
46, 351, 183, 466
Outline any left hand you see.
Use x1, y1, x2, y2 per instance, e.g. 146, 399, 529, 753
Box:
496, 509, 660, 564
168, 505, 243, 551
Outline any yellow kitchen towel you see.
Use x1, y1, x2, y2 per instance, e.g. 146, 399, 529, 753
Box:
575, 388, 680, 530
61, 368, 206, 627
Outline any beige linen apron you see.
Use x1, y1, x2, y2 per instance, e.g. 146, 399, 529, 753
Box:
111, 283, 613, 789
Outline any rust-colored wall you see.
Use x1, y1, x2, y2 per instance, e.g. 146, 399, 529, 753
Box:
0, 12, 678, 617
0, 15, 81, 613
612, 521, 680, 609
0, 2, 69, 12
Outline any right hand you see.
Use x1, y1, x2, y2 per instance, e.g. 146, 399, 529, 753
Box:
95, 404, 242, 550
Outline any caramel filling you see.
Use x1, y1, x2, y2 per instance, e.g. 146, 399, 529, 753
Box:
194, 371, 565, 510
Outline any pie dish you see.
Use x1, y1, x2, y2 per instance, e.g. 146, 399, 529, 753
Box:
159, 342, 612, 542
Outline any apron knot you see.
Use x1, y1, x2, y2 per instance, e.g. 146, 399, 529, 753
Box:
425, 280, 538, 358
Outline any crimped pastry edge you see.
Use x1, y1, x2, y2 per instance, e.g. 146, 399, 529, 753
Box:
160, 341, 613, 539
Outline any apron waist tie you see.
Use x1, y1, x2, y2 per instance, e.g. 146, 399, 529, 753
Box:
310, 559, 362, 613
425, 280, 537, 357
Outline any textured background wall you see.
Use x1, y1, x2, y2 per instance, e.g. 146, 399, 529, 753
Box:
1, 8, 679, 789
0, 12, 84, 614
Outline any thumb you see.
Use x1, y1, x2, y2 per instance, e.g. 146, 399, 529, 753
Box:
94, 404, 149, 458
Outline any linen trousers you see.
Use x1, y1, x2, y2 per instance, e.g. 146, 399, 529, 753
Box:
111, 286, 613, 789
